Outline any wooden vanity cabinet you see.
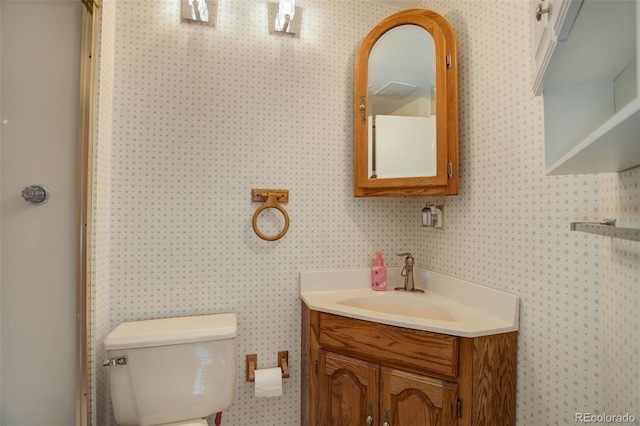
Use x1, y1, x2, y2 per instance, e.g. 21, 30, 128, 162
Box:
302, 305, 517, 426
319, 350, 457, 426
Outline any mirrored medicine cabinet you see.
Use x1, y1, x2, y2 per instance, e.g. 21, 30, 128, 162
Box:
354, 9, 459, 197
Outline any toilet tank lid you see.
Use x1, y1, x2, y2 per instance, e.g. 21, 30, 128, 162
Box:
104, 313, 237, 350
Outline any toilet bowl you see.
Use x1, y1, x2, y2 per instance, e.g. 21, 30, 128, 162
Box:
104, 313, 237, 426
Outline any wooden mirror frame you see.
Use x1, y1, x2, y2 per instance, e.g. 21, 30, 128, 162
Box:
354, 9, 459, 197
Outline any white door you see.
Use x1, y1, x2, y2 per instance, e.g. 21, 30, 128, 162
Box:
1, 1, 81, 424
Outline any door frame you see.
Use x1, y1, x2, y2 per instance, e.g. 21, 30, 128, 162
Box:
76, 1, 99, 424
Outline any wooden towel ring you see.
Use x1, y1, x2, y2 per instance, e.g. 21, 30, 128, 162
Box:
252, 192, 290, 241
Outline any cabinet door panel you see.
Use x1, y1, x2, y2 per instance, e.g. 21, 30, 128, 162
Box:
381, 367, 458, 426
318, 351, 379, 426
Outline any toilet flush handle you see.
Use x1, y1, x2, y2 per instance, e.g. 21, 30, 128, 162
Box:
102, 355, 127, 367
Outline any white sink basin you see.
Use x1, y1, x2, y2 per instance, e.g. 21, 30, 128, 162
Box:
336, 293, 456, 322
300, 267, 520, 337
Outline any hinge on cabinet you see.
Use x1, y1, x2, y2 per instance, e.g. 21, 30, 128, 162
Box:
456, 397, 462, 417
446, 53, 452, 69
447, 162, 453, 178
315, 359, 318, 375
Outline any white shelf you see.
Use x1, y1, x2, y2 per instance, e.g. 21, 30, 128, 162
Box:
532, 0, 640, 175
545, 97, 640, 175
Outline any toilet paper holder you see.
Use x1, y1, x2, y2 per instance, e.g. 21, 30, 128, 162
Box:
246, 351, 290, 382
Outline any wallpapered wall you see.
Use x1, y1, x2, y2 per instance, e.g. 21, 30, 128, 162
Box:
93, 0, 639, 425
416, 1, 639, 424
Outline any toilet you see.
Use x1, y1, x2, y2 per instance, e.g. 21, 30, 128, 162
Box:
104, 313, 237, 426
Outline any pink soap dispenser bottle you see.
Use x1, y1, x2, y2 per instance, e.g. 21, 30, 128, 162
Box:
371, 252, 387, 291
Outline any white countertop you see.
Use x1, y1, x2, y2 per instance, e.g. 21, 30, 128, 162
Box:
300, 267, 520, 338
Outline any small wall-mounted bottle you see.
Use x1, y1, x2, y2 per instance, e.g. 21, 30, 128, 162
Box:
371, 252, 387, 291
421, 203, 444, 228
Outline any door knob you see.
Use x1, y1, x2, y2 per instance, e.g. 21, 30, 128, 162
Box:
536, 2, 549, 21
21, 185, 49, 205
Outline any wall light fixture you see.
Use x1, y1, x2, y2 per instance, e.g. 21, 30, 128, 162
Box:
181, 0, 217, 26
268, 0, 302, 36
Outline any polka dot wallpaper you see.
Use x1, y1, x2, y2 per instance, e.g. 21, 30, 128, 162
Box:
91, 0, 639, 425
418, 1, 639, 425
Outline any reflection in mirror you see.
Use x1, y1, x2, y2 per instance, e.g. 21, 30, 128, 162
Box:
368, 25, 436, 179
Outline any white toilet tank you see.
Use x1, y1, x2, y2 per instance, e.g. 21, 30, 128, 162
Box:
104, 313, 237, 426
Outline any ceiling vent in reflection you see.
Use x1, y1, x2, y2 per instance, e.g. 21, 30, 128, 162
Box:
374, 81, 417, 99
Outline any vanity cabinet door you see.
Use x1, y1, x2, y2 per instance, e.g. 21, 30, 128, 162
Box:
317, 351, 380, 426
381, 367, 458, 426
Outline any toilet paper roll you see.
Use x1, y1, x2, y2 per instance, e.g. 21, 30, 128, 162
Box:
254, 367, 283, 398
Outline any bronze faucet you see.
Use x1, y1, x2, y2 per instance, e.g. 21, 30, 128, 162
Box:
395, 253, 424, 293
